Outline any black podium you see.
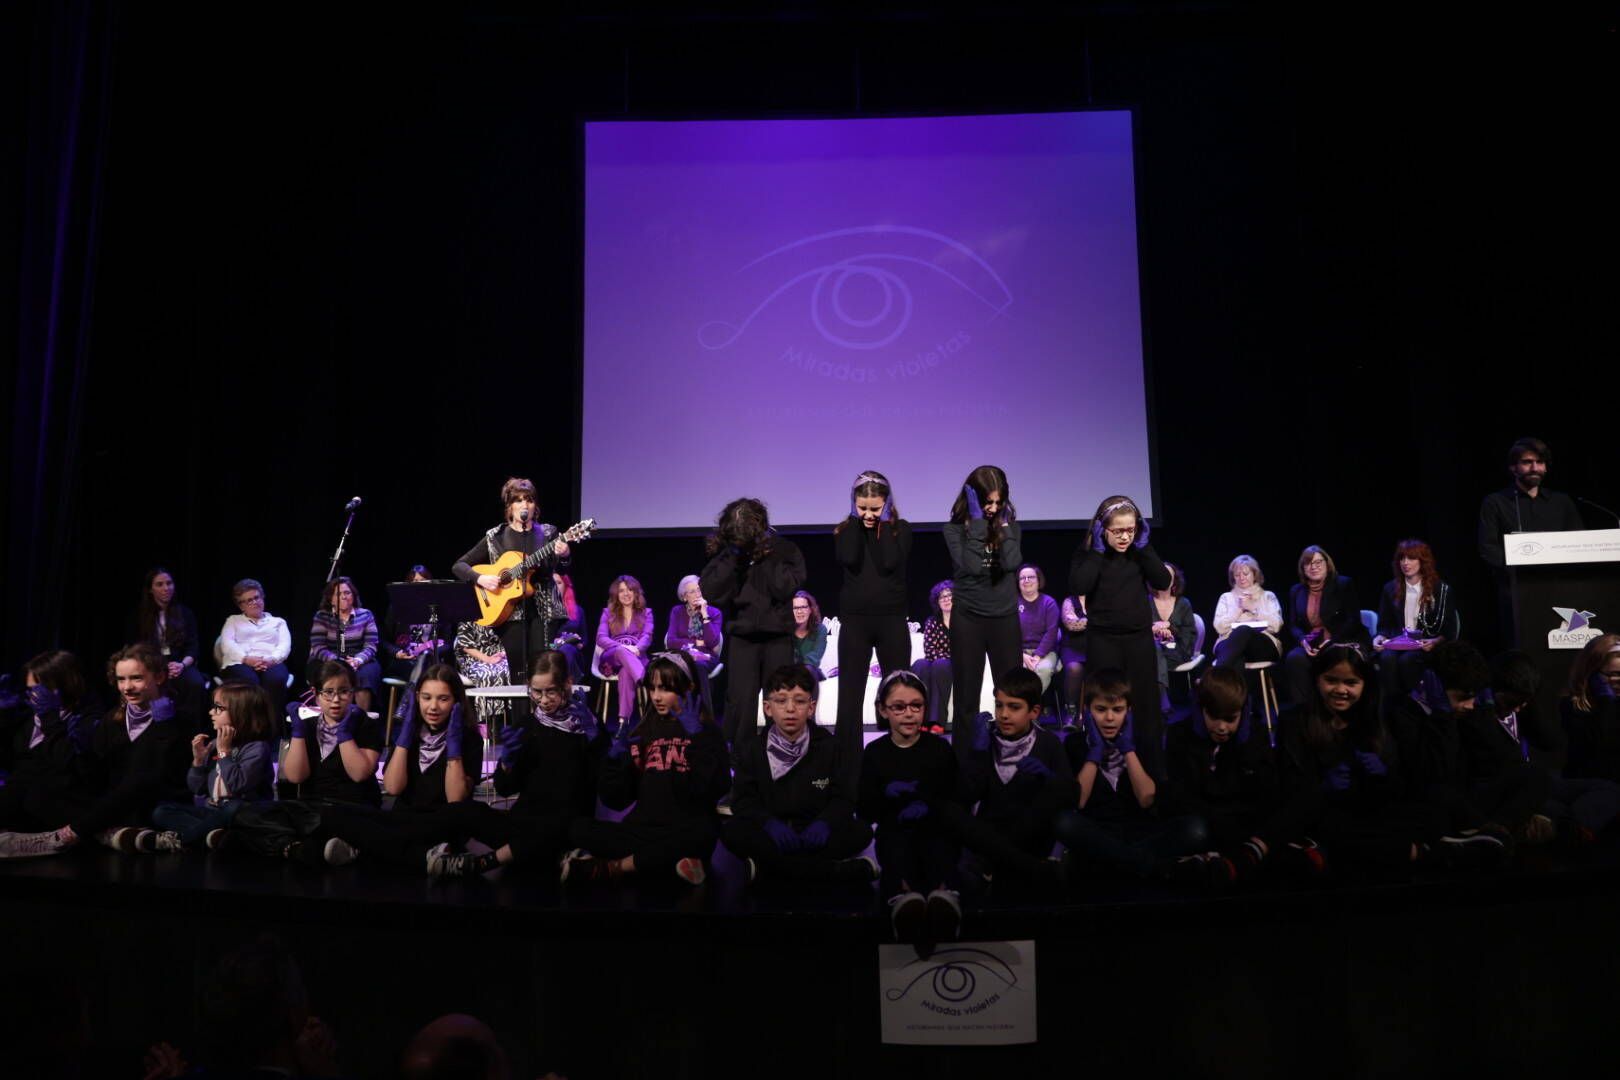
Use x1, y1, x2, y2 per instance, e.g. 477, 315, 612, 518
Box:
1505, 530, 1620, 729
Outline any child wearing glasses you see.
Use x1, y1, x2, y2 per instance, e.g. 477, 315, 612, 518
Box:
1067, 495, 1172, 779
721, 664, 873, 884
146, 680, 278, 850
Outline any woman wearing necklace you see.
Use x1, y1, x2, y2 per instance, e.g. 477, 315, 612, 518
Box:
1374, 538, 1459, 698
1212, 555, 1284, 670
307, 576, 383, 713
1148, 562, 1197, 712
1284, 547, 1364, 705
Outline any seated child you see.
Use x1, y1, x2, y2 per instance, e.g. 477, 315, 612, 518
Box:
1163, 668, 1278, 855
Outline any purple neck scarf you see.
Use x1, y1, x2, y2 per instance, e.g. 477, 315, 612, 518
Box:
992, 728, 1037, 784
766, 725, 810, 781
126, 702, 153, 742
417, 722, 449, 772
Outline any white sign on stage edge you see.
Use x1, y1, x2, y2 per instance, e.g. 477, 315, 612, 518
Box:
879, 940, 1036, 1045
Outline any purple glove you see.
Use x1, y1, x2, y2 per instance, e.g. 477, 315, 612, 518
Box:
0, 675, 25, 712
445, 705, 466, 761
1591, 672, 1617, 701
763, 817, 799, 853
1082, 716, 1107, 765
879, 499, 894, 522
149, 696, 177, 724
64, 712, 96, 756
884, 779, 918, 800
495, 722, 527, 766
334, 705, 361, 745
676, 692, 704, 736
1476, 686, 1496, 712
1114, 710, 1137, 756
1354, 750, 1387, 777
1417, 670, 1451, 714
1014, 756, 1052, 779
27, 684, 61, 723
964, 485, 983, 520
800, 819, 831, 851
391, 692, 419, 749
608, 716, 641, 760
288, 702, 309, 740
897, 800, 929, 822
970, 712, 992, 753
1323, 761, 1352, 792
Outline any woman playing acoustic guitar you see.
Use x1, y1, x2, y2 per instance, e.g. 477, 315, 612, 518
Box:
451, 477, 572, 686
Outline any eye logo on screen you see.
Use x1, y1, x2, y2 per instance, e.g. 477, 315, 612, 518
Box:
697, 225, 1013, 357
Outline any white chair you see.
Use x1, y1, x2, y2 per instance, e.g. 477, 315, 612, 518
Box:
1244, 659, 1282, 747
1173, 613, 1209, 696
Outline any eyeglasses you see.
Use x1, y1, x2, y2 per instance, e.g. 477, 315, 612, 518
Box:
529, 686, 566, 700
238, 596, 264, 606
1106, 527, 1137, 539
884, 701, 926, 713
767, 695, 814, 708
317, 688, 355, 701
208, 702, 229, 714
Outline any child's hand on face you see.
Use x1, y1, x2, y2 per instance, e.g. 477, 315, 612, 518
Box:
192, 733, 212, 766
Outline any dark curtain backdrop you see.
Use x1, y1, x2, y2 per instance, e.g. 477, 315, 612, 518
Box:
4, 4, 1614, 680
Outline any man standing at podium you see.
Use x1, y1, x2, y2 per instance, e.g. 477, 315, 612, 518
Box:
1478, 437, 1585, 647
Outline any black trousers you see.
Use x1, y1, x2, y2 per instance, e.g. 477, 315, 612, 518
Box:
319, 803, 462, 871
720, 816, 872, 880
439, 800, 573, 866
834, 613, 912, 771
948, 609, 1022, 758
0, 774, 93, 832
937, 800, 1057, 880
912, 658, 953, 730
1084, 628, 1166, 780
721, 633, 794, 751
1257, 788, 1446, 868
499, 616, 561, 686
569, 815, 718, 878
873, 818, 960, 900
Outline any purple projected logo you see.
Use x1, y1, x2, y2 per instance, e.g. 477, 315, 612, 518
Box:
697, 226, 1012, 375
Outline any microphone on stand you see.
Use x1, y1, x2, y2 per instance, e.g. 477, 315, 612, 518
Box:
344, 496, 363, 512
1577, 497, 1620, 527
520, 507, 531, 524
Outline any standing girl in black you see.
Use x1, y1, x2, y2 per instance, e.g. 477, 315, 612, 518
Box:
699, 497, 806, 752
833, 470, 913, 767
942, 465, 1023, 759
1067, 495, 1171, 780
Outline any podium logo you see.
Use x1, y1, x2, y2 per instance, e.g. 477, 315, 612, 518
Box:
1549, 607, 1601, 650
1514, 541, 1546, 558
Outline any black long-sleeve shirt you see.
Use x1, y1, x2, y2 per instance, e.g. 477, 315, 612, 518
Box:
1563, 697, 1620, 783
599, 715, 730, 826
857, 732, 959, 826
388, 719, 485, 811
452, 522, 571, 624
1068, 544, 1170, 634
834, 518, 912, 616
1285, 576, 1366, 649
959, 727, 1077, 836
1477, 486, 1585, 569
731, 724, 856, 828
1163, 722, 1279, 826
493, 718, 606, 819
699, 538, 805, 637
942, 519, 1022, 617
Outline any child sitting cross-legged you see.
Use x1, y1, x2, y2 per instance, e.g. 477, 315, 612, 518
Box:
721, 664, 875, 884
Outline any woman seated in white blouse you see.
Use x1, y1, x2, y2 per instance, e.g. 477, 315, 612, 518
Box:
218, 578, 293, 713
1211, 555, 1284, 669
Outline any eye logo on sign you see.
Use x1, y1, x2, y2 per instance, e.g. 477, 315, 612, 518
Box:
884, 946, 1021, 1006
698, 225, 1013, 354
1514, 541, 1546, 558
1549, 607, 1601, 650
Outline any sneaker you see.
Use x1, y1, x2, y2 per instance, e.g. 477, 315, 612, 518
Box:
714, 793, 734, 818
924, 887, 962, 944
675, 857, 706, 885
559, 848, 592, 883
743, 857, 759, 883
323, 837, 360, 867
426, 842, 477, 880
152, 831, 186, 854
847, 853, 879, 882
1520, 814, 1556, 846
205, 829, 229, 851
99, 827, 146, 854
0, 829, 69, 859
1434, 832, 1505, 870
888, 891, 928, 944
1283, 838, 1328, 877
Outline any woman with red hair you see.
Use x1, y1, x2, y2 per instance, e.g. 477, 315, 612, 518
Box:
1373, 539, 1459, 697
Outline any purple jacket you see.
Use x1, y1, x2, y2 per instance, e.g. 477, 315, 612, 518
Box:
664, 603, 724, 656
597, 608, 654, 654
1018, 593, 1060, 656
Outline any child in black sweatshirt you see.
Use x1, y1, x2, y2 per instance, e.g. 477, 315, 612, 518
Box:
0, 650, 101, 854
1163, 668, 1278, 855
943, 667, 1075, 888
564, 652, 730, 885
1053, 669, 1214, 882
858, 671, 961, 948
942, 465, 1023, 753
723, 664, 874, 883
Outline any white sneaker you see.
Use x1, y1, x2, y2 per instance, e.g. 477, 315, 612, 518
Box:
205, 828, 229, 851
99, 827, 145, 853
0, 829, 69, 859
152, 831, 185, 853
323, 837, 360, 866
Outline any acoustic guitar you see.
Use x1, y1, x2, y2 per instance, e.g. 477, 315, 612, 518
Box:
472, 519, 596, 627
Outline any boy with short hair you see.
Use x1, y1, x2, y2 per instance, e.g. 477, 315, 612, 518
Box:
722, 664, 873, 882
1164, 668, 1278, 851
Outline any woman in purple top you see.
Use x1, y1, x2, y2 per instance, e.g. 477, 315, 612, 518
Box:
597, 575, 655, 729
1016, 564, 1062, 693
664, 575, 724, 676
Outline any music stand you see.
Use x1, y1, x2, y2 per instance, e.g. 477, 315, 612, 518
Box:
384, 580, 482, 670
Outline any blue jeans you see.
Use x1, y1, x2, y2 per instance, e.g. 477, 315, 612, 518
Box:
151, 799, 246, 845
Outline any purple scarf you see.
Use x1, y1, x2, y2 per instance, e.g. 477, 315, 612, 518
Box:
316, 719, 341, 760
535, 699, 599, 740
992, 728, 1037, 785
1100, 746, 1126, 791
125, 701, 153, 742
766, 725, 810, 781
417, 722, 449, 772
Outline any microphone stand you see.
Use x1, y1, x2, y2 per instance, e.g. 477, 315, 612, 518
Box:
326, 506, 359, 584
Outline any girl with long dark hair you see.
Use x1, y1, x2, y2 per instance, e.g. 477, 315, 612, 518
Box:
942, 465, 1022, 753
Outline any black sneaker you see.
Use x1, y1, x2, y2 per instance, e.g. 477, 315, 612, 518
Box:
924, 887, 962, 945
